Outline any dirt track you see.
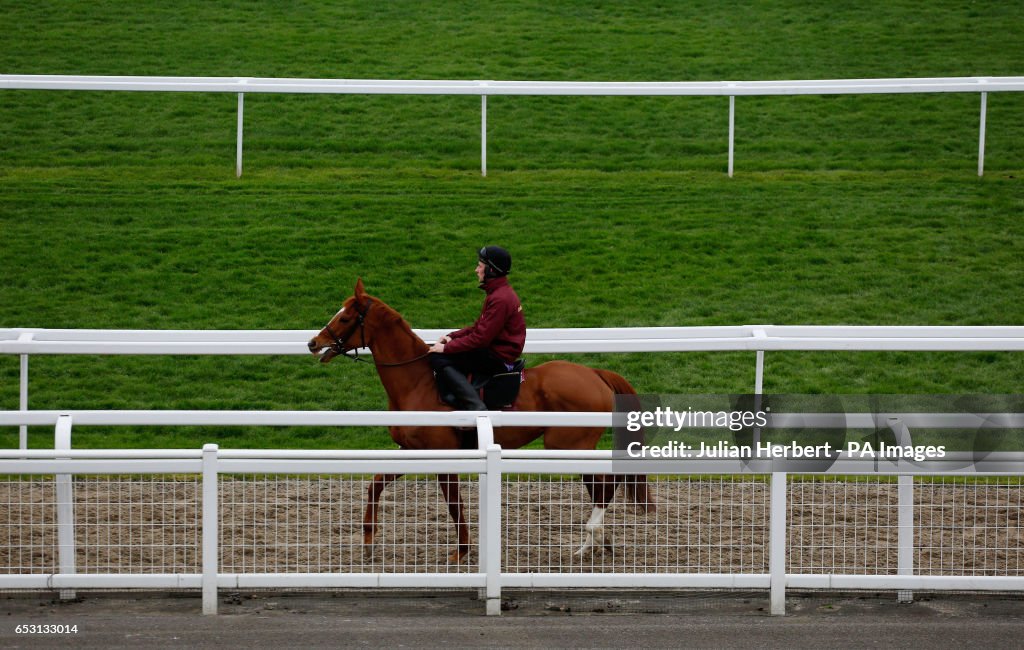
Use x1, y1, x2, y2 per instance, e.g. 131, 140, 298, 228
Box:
1, 477, 1021, 576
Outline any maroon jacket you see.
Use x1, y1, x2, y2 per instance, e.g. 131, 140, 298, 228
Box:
444, 277, 526, 362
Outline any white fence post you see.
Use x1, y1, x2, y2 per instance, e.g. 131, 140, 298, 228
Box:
476, 414, 494, 603
19, 350, 28, 451
897, 474, 915, 603
481, 94, 488, 177
484, 441, 502, 616
54, 414, 75, 600
755, 350, 764, 395
753, 328, 766, 446
770, 471, 787, 615
889, 417, 915, 603
201, 443, 219, 615
753, 350, 765, 446
476, 415, 501, 615
978, 91, 987, 177
236, 93, 244, 178
728, 95, 735, 177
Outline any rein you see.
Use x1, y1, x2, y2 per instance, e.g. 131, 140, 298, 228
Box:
373, 352, 431, 368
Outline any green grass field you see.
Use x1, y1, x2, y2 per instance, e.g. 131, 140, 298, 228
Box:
1, 2, 1023, 449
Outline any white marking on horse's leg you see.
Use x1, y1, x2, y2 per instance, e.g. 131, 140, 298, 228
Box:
574, 506, 607, 557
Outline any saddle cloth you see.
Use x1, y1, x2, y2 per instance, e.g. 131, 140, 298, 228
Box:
469, 359, 526, 410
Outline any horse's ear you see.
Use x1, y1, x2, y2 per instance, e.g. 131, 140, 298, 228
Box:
354, 277, 366, 300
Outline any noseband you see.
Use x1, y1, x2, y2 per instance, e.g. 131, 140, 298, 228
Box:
324, 300, 372, 363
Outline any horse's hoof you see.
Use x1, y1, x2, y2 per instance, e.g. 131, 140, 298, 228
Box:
447, 547, 470, 563
361, 531, 377, 558
575, 540, 614, 557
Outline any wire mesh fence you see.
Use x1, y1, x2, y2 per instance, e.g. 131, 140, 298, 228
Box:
0, 472, 1022, 579
0, 475, 200, 575
75, 476, 201, 574
0, 477, 58, 574
915, 476, 1024, 576
787, 477, 899, 574
502, 475, 769, 573
218, 475, 478, 574
786, 476, 1024, 576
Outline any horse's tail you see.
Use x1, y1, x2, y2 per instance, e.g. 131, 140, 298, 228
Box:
594, 368, 656, 514
594, 367, 636, 398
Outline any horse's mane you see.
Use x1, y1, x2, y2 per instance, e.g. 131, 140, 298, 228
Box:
372, 298, 429, 350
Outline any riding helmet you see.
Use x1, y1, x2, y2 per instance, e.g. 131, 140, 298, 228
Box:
478, 245, 512, 278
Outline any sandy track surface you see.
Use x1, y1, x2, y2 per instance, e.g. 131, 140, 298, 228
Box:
2, 477, 1021, 576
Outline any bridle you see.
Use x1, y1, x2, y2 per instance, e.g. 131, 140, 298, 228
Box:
322, 298, 430, 367
323, 299, 372, 363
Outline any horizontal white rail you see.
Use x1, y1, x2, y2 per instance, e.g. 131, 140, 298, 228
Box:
787, 575, 1024, 591
4, 409, 1024, 430
2, 575, 202, 589
0, 409, 612, 428
502, 573, 771, 589
3, 75, 1023, 96
219, 574, 486, 589
2, 457, 1015, 478
4, 325, 1024, 354
10, 572, 1022, 593
0, 459, 202, 474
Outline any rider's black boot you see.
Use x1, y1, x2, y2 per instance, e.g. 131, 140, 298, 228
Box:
437, 366, 487, 411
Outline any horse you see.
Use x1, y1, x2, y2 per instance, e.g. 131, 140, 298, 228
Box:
308, 278, 654, 562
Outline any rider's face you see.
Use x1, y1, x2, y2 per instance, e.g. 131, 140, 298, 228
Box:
476, 260, 486, 283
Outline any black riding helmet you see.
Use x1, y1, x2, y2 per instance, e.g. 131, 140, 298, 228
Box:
478, 245, 512, 279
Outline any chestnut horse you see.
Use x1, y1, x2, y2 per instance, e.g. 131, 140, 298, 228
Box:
308, 279, 654, 562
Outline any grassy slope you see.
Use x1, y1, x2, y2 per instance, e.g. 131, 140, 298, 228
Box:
1, 1, 1022, 448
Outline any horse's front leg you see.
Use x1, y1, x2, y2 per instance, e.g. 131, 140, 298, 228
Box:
575, 474, 617, 557
437, 473, 470, 563
363, 473, 402, 552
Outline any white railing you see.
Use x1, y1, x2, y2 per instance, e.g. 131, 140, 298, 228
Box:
7, 325, 1024, 353
5, 325, 1024, 450
3, 328, 1023, 614
1, 410, 1023, 616
2, 75, 1021, 177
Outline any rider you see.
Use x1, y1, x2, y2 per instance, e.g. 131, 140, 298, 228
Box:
427, 245, 526, 410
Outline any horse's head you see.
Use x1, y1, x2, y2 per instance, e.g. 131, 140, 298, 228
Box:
308, 278, 377, 364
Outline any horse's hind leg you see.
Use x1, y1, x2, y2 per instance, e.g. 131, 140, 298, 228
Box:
624, 474, 657, 514
364, 473, 402, 552
437, 473, 470, 563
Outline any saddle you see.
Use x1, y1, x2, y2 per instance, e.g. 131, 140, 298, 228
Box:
471, 359, 527, 410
